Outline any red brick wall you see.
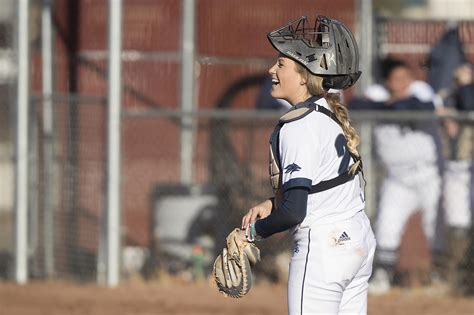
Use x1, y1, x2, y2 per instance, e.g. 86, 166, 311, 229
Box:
39, 0, 355, 248
47, 0, 358, 247
45, 2, 474, 251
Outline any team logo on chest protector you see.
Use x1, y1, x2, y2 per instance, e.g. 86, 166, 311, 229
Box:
285, 163, 301, 174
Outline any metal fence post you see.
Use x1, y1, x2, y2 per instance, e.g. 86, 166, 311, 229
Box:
15, 0, 30, 284
180, 0, 196, 185
357, 0, 374, 95
41, 0, 55, 278
105, 0, 123, 287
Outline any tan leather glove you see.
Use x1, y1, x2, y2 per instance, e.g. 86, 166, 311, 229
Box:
213, 229, 260, 298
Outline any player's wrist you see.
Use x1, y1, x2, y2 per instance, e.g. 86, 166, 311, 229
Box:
245, 222, 263, 242
268, 197, 275, 212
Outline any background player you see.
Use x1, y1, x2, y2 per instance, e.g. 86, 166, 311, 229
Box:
437, 63, 474, 288
350, 57, 443, 294
241, 15, 376, 314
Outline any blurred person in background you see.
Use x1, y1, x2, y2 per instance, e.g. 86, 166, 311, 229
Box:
435, 63, 474, 289
349, 57, 443, 294
241, 15, 376, 314
426, 26, 474, 292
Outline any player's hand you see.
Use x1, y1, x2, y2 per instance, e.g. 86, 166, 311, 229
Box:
455, 64, 473, 86
444, 118, 460, 138
241, 199, 273, 229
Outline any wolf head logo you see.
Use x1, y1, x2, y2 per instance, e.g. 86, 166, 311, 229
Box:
285, 163, 301, 174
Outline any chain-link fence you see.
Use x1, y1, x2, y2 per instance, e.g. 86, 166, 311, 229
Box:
10, 96, 106, 281
1, 94, 108, 281
354, 111, 474, 292
4, 98, 474, 291
123, 110, 293, 282
2, 0, 474, 303
121, 108, 474, 293
0, 0, 18, 280
0, 94, 14, 280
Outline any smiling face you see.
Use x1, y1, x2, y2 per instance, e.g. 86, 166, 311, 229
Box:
385, 65, 413, 99
268, 56, 311, 105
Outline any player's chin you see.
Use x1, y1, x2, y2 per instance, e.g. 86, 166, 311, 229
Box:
270, 88, 283, 99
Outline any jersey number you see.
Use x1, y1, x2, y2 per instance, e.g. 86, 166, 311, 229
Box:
335, 134, 351, 174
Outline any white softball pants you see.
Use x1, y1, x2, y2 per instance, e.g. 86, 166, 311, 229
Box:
443, 160, 472, 229
375, 168, 441, 253
288, 211, 376, 315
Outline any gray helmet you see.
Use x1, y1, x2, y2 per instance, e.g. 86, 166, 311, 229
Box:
267, 15, 361, 90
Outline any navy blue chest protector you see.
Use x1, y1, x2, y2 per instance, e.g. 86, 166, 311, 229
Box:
269, 96, 363, 194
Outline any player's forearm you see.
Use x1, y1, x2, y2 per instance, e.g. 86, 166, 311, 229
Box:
254, 187, 309, 238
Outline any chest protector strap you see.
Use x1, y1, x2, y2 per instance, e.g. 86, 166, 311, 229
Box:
269, 99, 363, 194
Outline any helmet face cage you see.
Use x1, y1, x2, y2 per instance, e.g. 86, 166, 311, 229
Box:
270, 16, 331, 49
268, 15, 361, 90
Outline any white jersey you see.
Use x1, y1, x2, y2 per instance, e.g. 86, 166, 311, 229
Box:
279, 97, 365, 227
366, 82, 439, 181
375, 125, 438, 169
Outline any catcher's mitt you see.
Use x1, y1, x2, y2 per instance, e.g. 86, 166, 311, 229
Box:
213, 228, 260, 298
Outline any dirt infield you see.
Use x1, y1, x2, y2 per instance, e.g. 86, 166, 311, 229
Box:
1, 279, 474, 315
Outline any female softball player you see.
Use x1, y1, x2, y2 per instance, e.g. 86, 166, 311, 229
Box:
241, 15, 376, 314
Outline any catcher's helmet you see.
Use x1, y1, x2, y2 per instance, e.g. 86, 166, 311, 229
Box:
268, 15, 361, 90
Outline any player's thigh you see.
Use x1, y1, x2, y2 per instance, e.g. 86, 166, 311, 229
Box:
288, 227, 350, 315
443, 161, 471, 228
378, 178, 418, 217
339, 223, 376, 315
418, 175, 442, 239
376, 178, 418, 240
419, 172, 441, 211
288, 228, 342, 315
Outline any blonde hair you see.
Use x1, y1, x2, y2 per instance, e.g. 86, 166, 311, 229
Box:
295, 63, 361, 174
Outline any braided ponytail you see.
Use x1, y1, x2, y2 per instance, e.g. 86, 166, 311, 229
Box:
325, 93, 361, 175
295, 63, 361, 175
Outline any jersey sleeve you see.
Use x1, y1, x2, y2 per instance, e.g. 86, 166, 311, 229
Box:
279, 120, 319, 192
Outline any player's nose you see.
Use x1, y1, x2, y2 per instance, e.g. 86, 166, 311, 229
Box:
268, 63, 277, 75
